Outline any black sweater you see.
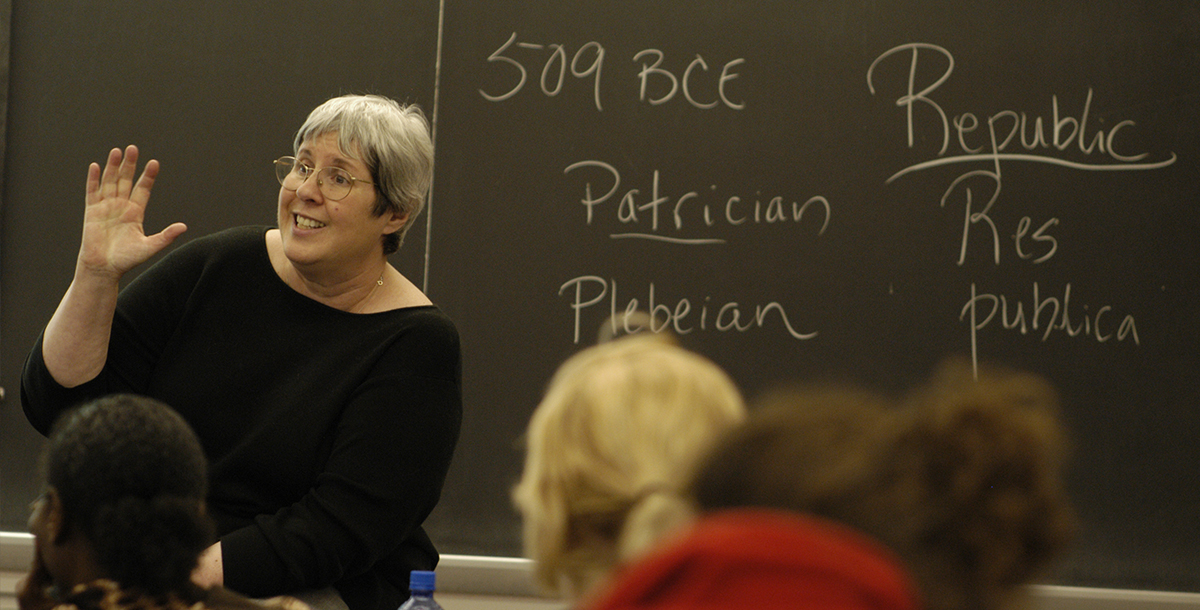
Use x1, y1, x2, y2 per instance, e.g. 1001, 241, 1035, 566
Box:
23, 226, 463, 610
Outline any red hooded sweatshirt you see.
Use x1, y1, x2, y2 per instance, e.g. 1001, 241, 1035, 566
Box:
583, 509, 921, 610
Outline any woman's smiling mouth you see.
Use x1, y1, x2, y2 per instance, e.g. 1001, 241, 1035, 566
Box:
294, 214, 327, 229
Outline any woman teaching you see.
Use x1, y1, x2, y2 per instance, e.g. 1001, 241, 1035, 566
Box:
21, 95, 463, 610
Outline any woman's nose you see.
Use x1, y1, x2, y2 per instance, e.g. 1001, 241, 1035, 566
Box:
295, 171, 325, 203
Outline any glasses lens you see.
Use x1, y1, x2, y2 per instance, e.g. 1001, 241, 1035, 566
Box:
275, 157, 298, 188
320, 167, 354, 200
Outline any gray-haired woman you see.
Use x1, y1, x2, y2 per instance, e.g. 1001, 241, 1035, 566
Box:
22, 95, 462, 610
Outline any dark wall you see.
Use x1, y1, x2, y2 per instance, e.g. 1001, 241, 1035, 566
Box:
4, 0, 1199, 594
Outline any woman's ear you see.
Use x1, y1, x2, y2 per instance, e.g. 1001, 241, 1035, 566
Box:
383, 209, 410, 236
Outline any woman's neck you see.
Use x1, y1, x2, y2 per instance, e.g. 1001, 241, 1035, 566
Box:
265, 229, 391, 312
293, 264, 387, 311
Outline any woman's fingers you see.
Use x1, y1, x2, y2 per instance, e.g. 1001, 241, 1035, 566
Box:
85, 162, 102, 204
116, 145, 140, 197
77, 145, 173, 276
97, 147, 124, 201
147, 221, 188, 253
131, 158, 160, 206
95, 145, 153, 203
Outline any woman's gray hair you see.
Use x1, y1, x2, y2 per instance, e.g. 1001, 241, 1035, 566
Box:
294, 94, 434, 254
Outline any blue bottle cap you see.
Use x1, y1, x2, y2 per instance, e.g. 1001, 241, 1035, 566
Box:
409, 570, 436, 592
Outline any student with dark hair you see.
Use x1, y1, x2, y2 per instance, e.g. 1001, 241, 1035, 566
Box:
18, 394, 303, 610
584, 358, 1077, 610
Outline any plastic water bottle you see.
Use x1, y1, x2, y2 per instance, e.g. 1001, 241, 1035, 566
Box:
398, 570, 443, 610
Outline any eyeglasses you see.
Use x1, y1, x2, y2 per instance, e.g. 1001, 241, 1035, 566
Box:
273, 156, 374, 201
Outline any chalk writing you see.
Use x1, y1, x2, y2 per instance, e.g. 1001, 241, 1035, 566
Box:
480, 32, 605, 109
868, 42, 1174, 269
633, 49, 746, 109
518, 36, 1164, 371
1013, 216, 1058, 264
944, 177, 1062, 266
867, 43, 1176, 182
479, 33, 746, 111
563, 160, 830, 243
559, 276, 818, 343
865, 42, 1152, 378
961, 282, 1139, 377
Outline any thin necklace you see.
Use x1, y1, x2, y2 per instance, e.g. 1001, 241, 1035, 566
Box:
361, 270, 385, 309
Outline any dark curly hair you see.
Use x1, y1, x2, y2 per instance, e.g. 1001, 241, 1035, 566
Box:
42, 394, 215, 598
692, 358, 1077, 610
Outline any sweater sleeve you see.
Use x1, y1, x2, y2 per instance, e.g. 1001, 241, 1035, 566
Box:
219, 310, 463, 599
21, 333, 117, 434
21, 235, 211, 435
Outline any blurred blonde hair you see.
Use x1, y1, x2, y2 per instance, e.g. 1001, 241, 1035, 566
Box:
692, 357, 1076, 610
513, 333, 746, 598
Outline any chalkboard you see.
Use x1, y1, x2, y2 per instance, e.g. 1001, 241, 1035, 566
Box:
3, 0, 1199, 595
424, 0, 1200, 592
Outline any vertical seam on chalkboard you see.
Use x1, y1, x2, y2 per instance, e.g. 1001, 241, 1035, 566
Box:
424, 0, 446, 295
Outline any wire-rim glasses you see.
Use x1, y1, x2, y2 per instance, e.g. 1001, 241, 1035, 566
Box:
273, 156, 374, 201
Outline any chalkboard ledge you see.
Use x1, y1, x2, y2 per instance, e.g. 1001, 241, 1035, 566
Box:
3, 533, 1199, 609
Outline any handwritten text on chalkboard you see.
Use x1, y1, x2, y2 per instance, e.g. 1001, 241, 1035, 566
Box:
869, 43, 1169, 375
869, 43, 1176, 266
563, 161, 831, 244
480, 32, 746, 111
477, 35, 1173, 375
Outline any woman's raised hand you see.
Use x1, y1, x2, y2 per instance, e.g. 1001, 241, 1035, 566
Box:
79, 145, 187, 279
